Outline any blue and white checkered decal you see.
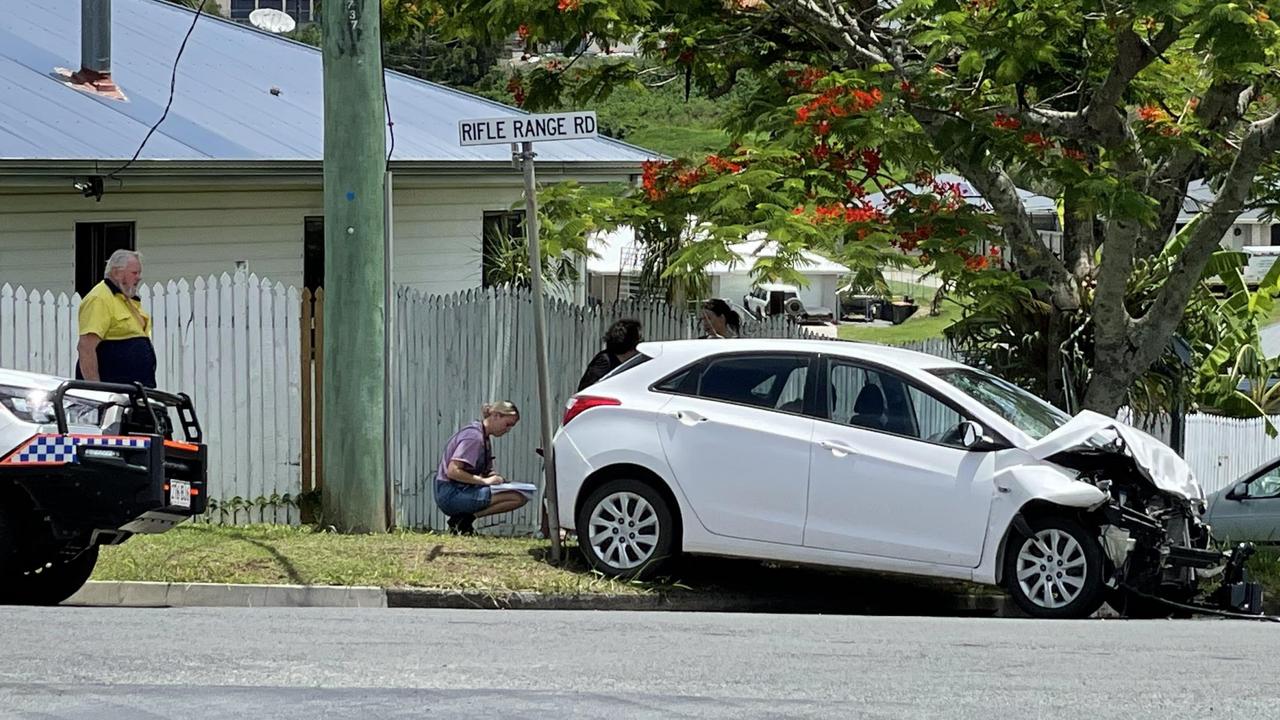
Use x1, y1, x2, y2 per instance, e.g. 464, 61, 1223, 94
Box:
4, 435, 150, 465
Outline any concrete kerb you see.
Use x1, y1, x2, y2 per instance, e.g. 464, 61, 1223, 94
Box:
64, 580, 1016, 615
65, 581, 388, 609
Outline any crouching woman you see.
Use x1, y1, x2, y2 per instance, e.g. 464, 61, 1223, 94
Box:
435, 401, 530, 534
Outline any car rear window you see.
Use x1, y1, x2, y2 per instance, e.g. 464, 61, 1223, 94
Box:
600, 352, 652, 383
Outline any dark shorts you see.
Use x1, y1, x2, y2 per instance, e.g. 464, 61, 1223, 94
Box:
435, 481, 492, 516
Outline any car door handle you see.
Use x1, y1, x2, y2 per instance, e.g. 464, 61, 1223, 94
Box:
669, 410, 708, 426
819, 440, 857, 457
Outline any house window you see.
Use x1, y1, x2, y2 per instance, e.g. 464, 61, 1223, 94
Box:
303, 216, 324, 292
1271, 224, 1280, 247
481, 210, 526, 288
231, 0, 313, 22
74, 222, 136, 297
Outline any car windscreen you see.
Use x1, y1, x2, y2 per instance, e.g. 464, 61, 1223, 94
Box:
928, 367, 1070, 440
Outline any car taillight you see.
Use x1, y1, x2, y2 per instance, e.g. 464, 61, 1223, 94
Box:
562, 395, 621, 425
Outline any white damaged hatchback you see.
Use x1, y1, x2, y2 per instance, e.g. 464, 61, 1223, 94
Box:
552, 339, 1264, 619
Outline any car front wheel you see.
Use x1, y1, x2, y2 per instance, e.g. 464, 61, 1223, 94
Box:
1004, 516, 1105, 619
576, 479, 676, 580
1, 546, 100, 606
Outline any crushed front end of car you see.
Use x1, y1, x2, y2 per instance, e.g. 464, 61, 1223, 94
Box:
1037, 415, 1264, 617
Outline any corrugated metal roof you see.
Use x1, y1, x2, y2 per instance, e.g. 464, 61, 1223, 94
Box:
863, 173, 1058, 215
0, 0, 657, 166
1181, 179, 1270, 222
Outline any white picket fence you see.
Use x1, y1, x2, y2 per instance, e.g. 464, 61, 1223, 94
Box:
0, 275, 304, 526
4, 275, 1275, 532
389, 286, 826, 533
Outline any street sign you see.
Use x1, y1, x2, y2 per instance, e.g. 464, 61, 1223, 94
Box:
458, 107, 599, 562
458, 111, 598, 147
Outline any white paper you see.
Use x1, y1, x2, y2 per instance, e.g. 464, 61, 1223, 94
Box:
489, 482, 537, 496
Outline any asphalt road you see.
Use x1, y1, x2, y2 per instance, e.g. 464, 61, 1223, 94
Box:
1, 607, 1277, 719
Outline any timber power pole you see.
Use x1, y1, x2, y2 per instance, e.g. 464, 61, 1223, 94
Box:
322, 0, 388, 532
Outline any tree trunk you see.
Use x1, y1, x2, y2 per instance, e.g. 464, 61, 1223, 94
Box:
1081, 347, 1132, 417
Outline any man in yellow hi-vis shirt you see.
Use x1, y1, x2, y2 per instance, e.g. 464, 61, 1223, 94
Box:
76, 249, 157, 387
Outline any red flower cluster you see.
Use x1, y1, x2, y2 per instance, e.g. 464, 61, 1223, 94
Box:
1137, 105, 1169, 123
1021, 132, 1053, 151
506, 76, 526, 107
706, 154, 744, 174
845, 206, 886, 224
896, 224, 934, 252
1062, 147, 1087, 161
992, 113, 1022, 130
794, 87, 884, 127
798, 67, 828, 90
557, 0, 580, 11
676, 168, 705, 188
860, 148, 882, 175
808, 203, 887, 226
517, 24, 531, 40
641, 160, 668, 201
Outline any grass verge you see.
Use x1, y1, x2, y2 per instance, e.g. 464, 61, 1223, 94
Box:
93, 524, 1280, 614
93, 524, 647, 596
838, 281, 965, 345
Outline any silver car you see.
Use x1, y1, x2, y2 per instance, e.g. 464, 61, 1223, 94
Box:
1206, 460, 1280, 544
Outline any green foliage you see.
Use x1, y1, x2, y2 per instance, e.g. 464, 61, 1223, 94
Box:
480, 182, 601, 290
394, 0, 1280, 412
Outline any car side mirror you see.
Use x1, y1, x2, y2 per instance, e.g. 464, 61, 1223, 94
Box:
959, 420, 986, 449
1225, 483, 1248, 501
959, 420, 1005, 452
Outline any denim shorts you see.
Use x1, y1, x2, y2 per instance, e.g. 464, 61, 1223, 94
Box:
435, 481, 492, 516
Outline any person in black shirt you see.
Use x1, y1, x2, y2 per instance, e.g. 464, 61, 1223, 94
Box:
577, 319, 643, 391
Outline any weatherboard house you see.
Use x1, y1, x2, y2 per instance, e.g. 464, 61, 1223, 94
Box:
0, 0, 654, 299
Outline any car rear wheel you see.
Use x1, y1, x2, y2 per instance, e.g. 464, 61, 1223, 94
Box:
1004, 516, 1105, 619
577, 479, 676, 580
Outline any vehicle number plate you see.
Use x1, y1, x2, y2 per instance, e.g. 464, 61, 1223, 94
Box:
169, 480, 191, 509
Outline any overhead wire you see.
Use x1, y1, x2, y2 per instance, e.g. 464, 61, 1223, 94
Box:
107, 0, 209, 180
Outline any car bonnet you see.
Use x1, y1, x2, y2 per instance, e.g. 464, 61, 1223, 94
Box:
1024, 410, 1202, 500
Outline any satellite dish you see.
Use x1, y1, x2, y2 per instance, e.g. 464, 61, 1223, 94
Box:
249, 8, 296, 34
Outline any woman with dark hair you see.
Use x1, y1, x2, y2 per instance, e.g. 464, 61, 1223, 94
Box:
577, 318, 644, 391
700, 298, 741, 339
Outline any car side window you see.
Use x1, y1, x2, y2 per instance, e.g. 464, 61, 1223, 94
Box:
905, 386, 968, 447
696, 354, 809, 413
827, 361, 969, 447
1246, 468, 1280, 498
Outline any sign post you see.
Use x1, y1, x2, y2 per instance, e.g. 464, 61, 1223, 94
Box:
458, 111, 599, 562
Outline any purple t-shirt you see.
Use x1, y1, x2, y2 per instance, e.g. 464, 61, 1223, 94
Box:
437, 421, 492, 484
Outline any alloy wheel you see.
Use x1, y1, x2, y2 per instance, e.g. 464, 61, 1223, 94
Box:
1015, 528, 1088, 610
587, 491, 660, 570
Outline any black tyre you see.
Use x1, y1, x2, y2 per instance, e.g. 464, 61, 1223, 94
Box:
0, 505, 16, 579
1, 546, 100, 606
1003, 516, 1106, 619
576, 479, 676, 580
